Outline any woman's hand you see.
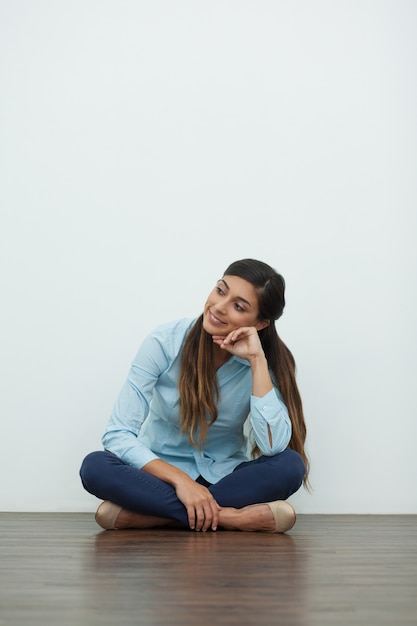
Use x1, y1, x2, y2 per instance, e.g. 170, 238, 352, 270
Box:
212, 326, 265, 362
175, 478, 221, 532
142, 459, 220, 531
213, 326, 273, 398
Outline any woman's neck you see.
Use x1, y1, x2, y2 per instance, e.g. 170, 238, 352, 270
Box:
212, 343, 231, 370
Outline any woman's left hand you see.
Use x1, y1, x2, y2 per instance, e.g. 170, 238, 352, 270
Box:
212, 326, 265, 362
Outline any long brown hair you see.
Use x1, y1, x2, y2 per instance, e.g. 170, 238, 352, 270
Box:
178, 258, 310, 486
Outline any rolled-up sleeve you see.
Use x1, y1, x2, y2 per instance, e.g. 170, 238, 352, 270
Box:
249, 387, 292, 455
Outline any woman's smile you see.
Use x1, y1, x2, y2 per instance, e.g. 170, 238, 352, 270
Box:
208, 310, 227, 326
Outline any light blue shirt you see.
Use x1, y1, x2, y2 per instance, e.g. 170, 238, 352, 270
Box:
102, 318, 292, 484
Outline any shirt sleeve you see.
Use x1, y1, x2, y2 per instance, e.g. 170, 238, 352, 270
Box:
249, 387, 292, 455
101, 329, 170, 468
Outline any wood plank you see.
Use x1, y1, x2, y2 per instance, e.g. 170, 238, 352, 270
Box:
0, 514, 416, 625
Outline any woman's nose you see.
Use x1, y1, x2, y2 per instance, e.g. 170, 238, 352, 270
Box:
214, 300, 227, 315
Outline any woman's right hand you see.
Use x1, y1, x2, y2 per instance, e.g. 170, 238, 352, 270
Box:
175, 478, 221, 532
142, 458, 221, 531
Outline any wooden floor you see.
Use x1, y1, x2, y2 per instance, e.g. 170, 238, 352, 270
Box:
0, 514, 416, 625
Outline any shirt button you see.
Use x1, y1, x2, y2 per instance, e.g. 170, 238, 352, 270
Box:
262, 405, 268, 411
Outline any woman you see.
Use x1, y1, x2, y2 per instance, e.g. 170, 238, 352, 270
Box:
80, 259, 309, 533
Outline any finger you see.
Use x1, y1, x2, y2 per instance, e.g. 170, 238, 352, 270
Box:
222, 331, 235, 344
187, 506, 196, 530
201, 496, 220, 531
230, 327, 251, 341
210, 501, 220, 531
224, 328, 247, 345
200, 503, 215, 532
195, 506, 206, 531
217, 334, 237, 350
212, 336, 231, 349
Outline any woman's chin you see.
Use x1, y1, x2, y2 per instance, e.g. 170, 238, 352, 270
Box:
203, 319, 226, 337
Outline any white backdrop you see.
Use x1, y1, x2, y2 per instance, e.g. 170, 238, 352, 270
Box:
1, 1, 416, 514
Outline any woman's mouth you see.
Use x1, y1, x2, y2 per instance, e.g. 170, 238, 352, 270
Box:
208, 310, 226, 326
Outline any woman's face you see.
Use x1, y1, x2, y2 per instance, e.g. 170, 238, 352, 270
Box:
203, 274, 266, 336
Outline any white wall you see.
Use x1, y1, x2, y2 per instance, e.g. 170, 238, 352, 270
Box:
1, 1, 416, 514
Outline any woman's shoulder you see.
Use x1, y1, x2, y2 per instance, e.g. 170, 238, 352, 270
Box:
151, 317, 196, 337
147, 317, 197, 351
134, 318, 197, 364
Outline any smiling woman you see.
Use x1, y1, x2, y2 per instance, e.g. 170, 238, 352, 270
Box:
80, 259, 309, 534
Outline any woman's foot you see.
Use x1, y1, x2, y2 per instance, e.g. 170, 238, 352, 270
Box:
95, 501, 177, 530
218, 500, 296, 533
95, 499, 296, 533
95, 501, 122, 529
266, 500, 296, 533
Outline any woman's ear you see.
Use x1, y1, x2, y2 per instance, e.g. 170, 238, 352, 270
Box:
255, 320, 270, 331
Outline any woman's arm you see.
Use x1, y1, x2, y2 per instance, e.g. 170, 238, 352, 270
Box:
142, 459, 220, 531
101, 331, 169, 468
213, 326, 273, 394
212, 326, 291, 453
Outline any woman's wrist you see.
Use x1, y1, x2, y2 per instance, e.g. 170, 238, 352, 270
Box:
247, 352, 268, 366
249, 353, 273, 397
142, 458, 191, 488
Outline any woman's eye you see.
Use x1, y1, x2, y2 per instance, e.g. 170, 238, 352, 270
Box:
216, 286, 224, 295
235, 303, 244, 312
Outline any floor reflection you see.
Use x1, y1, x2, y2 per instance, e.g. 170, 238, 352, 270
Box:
80, 528, 309, 624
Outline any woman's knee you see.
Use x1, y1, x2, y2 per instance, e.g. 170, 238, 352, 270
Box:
284, 448, 306, 480
79, 451, 108, 489
268, 448, 306, 490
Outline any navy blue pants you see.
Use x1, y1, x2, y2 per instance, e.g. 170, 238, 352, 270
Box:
80, 449, 305, 527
